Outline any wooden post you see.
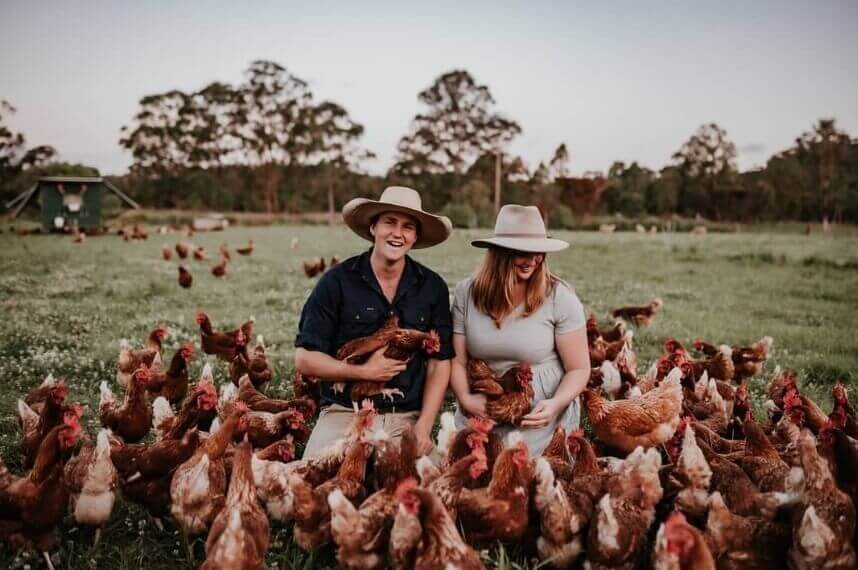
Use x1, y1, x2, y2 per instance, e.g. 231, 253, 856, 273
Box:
494, 150, 502, 215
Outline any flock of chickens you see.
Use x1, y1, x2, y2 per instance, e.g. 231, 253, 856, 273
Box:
162, 240, 255, 288
1, 298, 857, 570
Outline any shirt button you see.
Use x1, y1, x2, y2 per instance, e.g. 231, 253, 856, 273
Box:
388, 311, 394, 316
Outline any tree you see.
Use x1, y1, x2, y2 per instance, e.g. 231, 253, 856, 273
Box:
548, 143, 570, 180
793, 119, 852, 220
672, 123, 738, 216
1, 100, 56, 201
391, 70, 521, 177
119, 90, 194, 175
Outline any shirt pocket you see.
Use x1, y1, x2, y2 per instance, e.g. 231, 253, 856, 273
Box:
402, 305, 431, 332
342, 305, 383, 338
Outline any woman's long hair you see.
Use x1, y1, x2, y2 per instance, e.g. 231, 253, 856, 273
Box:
471, 247, 557, 328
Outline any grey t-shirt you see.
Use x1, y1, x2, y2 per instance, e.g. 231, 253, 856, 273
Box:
451, 277, 586, 455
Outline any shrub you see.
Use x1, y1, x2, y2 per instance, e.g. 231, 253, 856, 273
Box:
441, 202, 478, 228
550, 205, 575, 229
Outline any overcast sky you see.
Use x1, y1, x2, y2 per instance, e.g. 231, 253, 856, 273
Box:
2, 1, 857, 177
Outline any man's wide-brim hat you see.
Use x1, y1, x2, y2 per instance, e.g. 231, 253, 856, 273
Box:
342, 186, 452, 249
472, 204, 569, 253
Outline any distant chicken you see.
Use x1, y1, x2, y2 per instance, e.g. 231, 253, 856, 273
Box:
211, 256, 227, 278
147, 342, 194, 404
178, 264, 193, 288
161, 245, 172, 260
589, 331, 633, 366
582, 367, 683, 453
336, 315, 441, 402
196, 311, 254, 361
610, 298, 663, 327
229, 334, 272, 388
235, 239, 254, 256
63, 429, 118, 545
467, 359, 534, 426
0, 411, 82, 559
175, 242, 190, 259
303, 257, 326, 278
201, 440, 269, 570
117, 324, 167, 387
192, 246, 207, 261
218, 243, 231, 262
100, 367, 153, 443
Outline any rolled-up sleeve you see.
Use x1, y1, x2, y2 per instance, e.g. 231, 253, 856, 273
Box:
295, 272, 341, 355
429, 275, 454, 360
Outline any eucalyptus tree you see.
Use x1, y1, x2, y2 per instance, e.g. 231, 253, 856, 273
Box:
1, 100, 56, 195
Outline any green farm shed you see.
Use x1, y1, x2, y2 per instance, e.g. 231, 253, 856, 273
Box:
7, 176, 140, 232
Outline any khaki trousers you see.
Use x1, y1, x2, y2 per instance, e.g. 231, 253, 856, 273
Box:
302, 403, 420, 458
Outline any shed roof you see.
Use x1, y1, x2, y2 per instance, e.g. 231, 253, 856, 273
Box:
6, 176, 141, 217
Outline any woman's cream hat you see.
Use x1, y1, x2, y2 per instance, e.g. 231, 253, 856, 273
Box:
342, 186, 453, 249
472, 204, 569, 253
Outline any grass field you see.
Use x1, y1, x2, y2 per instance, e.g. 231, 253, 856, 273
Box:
1, 223, 857, 569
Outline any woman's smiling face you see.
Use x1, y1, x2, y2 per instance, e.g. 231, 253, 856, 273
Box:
511, 251, 545, 282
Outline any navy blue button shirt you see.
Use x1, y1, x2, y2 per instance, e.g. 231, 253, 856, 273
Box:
295, 249, 454, 412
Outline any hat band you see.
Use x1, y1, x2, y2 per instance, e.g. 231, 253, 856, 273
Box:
493, 232, 549, 238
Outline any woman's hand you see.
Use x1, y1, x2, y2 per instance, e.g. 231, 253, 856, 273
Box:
520, 398, 565, 429
459, 392, 488, 418
413, 420, 435, 456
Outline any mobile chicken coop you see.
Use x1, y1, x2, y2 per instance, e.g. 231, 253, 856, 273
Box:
7, 176, 140, 232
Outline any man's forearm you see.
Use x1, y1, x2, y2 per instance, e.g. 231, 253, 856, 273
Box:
294, 347, 366, 382
416, 359, 451, 430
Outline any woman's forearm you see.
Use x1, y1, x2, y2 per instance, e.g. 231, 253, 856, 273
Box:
551, 367, 589, 408
450, 359, 471, 400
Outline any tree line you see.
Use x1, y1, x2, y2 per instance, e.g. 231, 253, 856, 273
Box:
3, 60, 858, 224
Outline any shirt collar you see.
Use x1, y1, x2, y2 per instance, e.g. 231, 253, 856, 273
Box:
348, 248, 424, 301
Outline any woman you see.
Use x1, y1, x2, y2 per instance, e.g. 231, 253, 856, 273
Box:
450, 204, 590, 456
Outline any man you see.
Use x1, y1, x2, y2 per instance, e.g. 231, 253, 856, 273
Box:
295, 186, 454, 456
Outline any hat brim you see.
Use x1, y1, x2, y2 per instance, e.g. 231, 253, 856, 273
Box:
342, 199, 452, 249
471, 236, 569, 253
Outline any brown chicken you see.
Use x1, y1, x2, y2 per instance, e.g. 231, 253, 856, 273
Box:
0, 411, 81, 559
175, 242, 189, 258
589, 331, 633, 366
705, 490, 790, 569
587, 314, 627, 344
336, 315, 441, 401
533, 455, 583, 568
147, 342, 194, 404
303, 257, 326, 278
117, 324, 167, 386
218, 243, 231, 261
178, 264, 193, 288
585, 447, 663, 569
817, 420, 858, 507
170, 403, 248, 536
458, 434, 534, 544
467, 358, 534, 426
237, 374, 316, 419
153, 369, 218, 441
329, 429, 419, 569
831, 383, 858, 438
63, 429, 118, 544
582, 368, 683, 453
563, 429, 605, 535
392, 478, 485, 570
197, 311, 254, 361
18, 380, 75, 468
736, 417, 791, 493
290, 438, 373, 550
789, 430, 857, 569
201, 439, 269, 570
211, 256, 227, 278
610, 298, 663, 327
162, 244, 173, 260
731, 336, 773, 381
652, 511, 716, 570
23, 373, 62, 413
244, 406, 308, 448
229, 335, 272, 388
235, 240, 254, 256
192, 246, 207, 261
100, 367, 152, 443
292, 370, 321, 415
111, 428, 201, 522
441, 415, 503, 489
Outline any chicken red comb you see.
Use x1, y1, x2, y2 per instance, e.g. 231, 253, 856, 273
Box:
692, 337, 705, 349
566, 429, 586, 454
783, 388, 802, 410
663, 337, 681, 352
832, 384, 847, 403
469, 446, 488, 479
423, 330, 441, 354
70, 402, 84, 419
517, 363, 533, 384
181, 342, 195, 356
195, 310, 207, 323
395, 478, 419, 502
135, 365, 151, 382
665, 510, 687, 529
468, 416, 494, 436
156, 323, 168, 335
735, 383, 748, 399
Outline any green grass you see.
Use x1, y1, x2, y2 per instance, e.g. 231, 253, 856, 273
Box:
0, 224, 856, 568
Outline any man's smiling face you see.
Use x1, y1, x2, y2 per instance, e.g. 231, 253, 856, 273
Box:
370, 211, 419, 263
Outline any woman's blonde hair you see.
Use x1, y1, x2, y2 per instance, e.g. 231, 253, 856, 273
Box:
471, 247, 557, 328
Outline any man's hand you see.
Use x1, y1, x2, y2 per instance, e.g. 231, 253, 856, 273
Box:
459, 392, 488, 418
359, 346, 407, 382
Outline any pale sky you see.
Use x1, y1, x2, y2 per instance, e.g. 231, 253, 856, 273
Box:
2, 1, 857, 177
